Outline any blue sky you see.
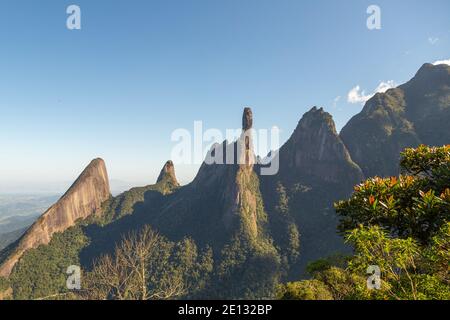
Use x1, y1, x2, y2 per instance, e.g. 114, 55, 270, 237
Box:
0, 0, 449, 192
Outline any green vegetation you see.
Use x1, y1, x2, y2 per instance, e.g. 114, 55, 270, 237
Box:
9, 225, 88, 300
341, 64, 450, 178
278, 145, 450, 300
337, 145, 450, 243
4, 176, 181, 300
213, 169, 283, 299
100, 177, 179, 223
272, 182, 300, 268
277, 279, 333, 300
81, 226, 213, 300
3, 145, 447, 300
0, 276, 9, 291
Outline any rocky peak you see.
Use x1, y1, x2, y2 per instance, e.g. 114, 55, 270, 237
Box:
156, 160, 179, 186
280, 106, 363, 184
341, 63, 450, 177
242, 107, 253, 131
402, 63, 450, 93
239, 107, 255, 168
291, 107, 345, 161
415, 62, 449, 77
295, 106, 336, 136
0, 158, 111, 277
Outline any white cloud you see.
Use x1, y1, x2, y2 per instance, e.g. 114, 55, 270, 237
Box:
332, 96, 341, 108
347, 86, 371, 104
428, 37, 439, 45
374, 80, 397, 94
347, 80, 397, 104
433, 59, 450, 66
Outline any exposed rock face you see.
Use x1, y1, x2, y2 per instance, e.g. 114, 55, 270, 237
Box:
239, 107, 255, 168
259, 106, 364, 275
276, 106, 364, 186
152, 108, 265, 244
242, 107, 253, 131
156, 160, 179, 186
0, 158, 110, 277
341, 63, 450, 177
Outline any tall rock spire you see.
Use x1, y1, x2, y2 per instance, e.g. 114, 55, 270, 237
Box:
240, 107, 255, 167
0, 158, 111, 277
242, 107, 253, 131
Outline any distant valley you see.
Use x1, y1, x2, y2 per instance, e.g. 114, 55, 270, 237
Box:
0, 194, 60, 247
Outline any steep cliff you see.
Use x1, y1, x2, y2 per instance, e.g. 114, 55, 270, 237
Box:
135, 108, 283, 298
341, 63, 450, 177
0, 158, 110, 277
276, 106, 363, 186
153, 108, 266, 246
259, 107, 364, 276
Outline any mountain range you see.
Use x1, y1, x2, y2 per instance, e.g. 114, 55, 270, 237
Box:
0, 62, 449, 299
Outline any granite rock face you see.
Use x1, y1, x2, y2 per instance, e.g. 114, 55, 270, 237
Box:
258, 106, 364, 275
242, 107, 253, 131
0, 158, 110, 277
157, 160, 180, 186
276, 106, 364, 186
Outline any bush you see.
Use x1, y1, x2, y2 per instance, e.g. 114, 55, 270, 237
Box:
277, 280, 333, 300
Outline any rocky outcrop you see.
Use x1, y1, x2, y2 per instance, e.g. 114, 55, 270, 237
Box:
341, 63, 450, 177
0, 158, 110, 277
275, 106, 364, 186
239, 107, 255, 168
157, 160, 179, 186
151, 108, 268, 244
259, 106, 364, 276
242, 107, 253, 131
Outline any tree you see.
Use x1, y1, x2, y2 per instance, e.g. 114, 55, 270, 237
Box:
335, 145, 450, 244
276, 280, 333, 300
279, 145, 449, 300
334, 145, 450, 300
346, 223, 450, 300
82, 225, 212, 300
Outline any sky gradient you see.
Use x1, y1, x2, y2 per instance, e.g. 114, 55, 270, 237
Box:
1, 0, 449, 193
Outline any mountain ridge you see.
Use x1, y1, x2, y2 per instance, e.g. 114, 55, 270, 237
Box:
0, 62, 448, 299
341, 63, 450, 177
0, 158, 110, 277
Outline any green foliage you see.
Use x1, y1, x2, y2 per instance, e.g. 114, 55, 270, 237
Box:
313, 267, 371, 300
275, 182, 289, 215
400, 145, 450, 177
276, 280, 333, 300
82, 226, 212, 300
270, 182, 300, 270
346, 224, 450, 300
0, 276, 10, 291
282, 145, 449, 300
277, 266, 372, 300
9, 226, 88, 300
210, 169, 283, 299
215, 233, 281, 299
332, 145, 450, 300
336, 145, 450, 243
170, 238, 214, 297
100, 178, 179, 223
306, 253, 348, 276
